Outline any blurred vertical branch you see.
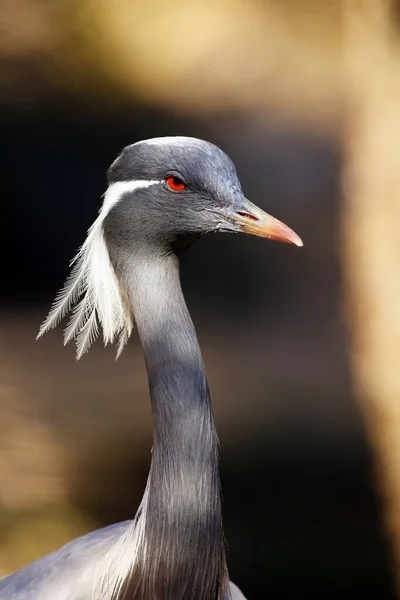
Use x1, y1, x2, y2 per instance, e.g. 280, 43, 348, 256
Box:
342, 0, 400, 592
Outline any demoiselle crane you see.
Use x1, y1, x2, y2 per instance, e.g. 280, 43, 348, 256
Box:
0, 137, 302, 600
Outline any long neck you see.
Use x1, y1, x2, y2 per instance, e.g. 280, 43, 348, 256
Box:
123, 252, 227, 600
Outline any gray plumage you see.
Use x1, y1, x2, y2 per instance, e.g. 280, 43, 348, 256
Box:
0, 136, 302, 600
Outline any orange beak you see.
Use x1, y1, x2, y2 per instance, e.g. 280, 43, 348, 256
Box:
224, 197, 303, 247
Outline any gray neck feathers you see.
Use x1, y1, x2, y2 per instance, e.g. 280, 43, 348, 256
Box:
109, 245, 228, 600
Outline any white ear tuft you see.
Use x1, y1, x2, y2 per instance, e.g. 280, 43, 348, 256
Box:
37, 179, 159, 359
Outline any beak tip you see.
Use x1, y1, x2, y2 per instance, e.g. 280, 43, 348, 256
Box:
277, 225, 303, 248
293, 235, 303, 248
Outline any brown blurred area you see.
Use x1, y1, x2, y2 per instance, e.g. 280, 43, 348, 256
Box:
1, 1, 400, 598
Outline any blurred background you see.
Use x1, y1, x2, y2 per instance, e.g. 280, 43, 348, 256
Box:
1, 0, 400, 598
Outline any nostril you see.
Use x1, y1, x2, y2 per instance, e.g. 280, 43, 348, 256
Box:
237, 211, 259, 222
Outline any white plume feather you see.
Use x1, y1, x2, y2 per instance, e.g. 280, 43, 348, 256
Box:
37, 179, 160, 359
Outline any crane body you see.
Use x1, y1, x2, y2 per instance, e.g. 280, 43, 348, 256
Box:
0, 137, 301, 599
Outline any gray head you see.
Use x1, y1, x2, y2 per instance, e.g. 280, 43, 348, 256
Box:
105, 137, 241, 250
105, 136, 302, 252
38, 136, 302, 358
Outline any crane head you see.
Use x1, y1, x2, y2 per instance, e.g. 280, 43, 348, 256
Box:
37, 136, 302, 358
105, 136, 303, 248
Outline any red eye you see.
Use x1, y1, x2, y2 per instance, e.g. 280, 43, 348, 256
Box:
166, 176, 186, 191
